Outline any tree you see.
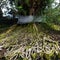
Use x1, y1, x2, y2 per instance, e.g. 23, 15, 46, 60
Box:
42, 0, 60, 24
14, 0, 54, 16
0, 0, 55, 17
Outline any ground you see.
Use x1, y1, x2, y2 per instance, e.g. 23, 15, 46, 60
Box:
0, 22, 60, 47
0, 22, 60, 60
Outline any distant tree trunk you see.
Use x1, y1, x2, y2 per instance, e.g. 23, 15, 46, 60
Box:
29, 0, 41, 15
0, 8, 2, 18
29, 0, 35, 15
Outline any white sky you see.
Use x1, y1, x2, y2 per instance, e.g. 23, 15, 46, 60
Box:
55, 0, 60, 3
52, 0, 60, 8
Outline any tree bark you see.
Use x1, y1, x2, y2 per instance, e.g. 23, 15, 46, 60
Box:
0, 8, 2, 18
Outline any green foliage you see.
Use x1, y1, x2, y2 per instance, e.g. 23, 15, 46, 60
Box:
14, 0, 54, 15
43, 3, 60, 24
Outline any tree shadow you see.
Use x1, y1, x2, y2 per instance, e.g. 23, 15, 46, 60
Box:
0, 17, 18, 34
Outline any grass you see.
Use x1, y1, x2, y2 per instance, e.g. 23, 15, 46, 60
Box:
0, 22, 60, 60
0, 22, 60, 47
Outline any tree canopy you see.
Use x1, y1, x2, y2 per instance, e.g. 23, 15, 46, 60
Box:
14, 0, 54, 16
0, 0, 55, 16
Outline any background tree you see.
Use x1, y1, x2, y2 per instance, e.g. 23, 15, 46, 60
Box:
14, 0, 54, 16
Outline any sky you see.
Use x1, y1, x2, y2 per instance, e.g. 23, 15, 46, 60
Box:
55, 0, 60, 3
52, 0, 60, 8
